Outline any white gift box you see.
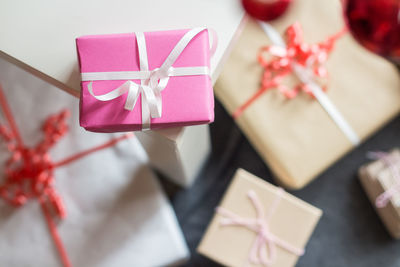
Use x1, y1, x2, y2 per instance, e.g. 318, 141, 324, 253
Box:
136, 125, 211, 187
0, 57, 189, 267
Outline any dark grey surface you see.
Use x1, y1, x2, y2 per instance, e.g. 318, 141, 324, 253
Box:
163, 100, 400, 267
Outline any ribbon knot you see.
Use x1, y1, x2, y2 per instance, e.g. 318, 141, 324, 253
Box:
257, 22, 346, 100
232, 22, 347, 119
232, 21, 360, 146
0, 109, 69, 215
216, 189, 304, 267
148, 67, 172, 86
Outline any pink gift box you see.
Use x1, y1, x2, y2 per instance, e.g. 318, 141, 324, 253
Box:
76, 28, 214, 132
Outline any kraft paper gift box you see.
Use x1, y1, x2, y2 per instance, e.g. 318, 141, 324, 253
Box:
0, 57, 189, 267
76, 28, 215, 132
197, 169, 322, 267
214, 0, 400, 189
359, 150, 400, 239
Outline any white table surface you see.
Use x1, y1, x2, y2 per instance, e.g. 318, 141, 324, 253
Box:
0, 0, 244, 96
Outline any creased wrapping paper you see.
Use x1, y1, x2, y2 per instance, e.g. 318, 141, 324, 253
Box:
0, 57, 189, 267
359, 150, 400, 239
198, 169, 322, 267
214, 0, 400, 189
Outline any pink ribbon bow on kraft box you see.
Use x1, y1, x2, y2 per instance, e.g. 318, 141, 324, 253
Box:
76, 28, 217, 132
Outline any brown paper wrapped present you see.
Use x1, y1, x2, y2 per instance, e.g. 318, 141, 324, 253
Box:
359, 150, 400, 239
214, 0, 400, 189
197, 169, 322, 267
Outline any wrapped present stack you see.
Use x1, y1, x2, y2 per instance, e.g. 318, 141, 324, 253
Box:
0, 1, 247, 265
0, 0, 245, 188
75, 28, 218, 186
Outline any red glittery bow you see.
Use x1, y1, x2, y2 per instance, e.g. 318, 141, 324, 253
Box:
233, 22, 347, 119
0, 85, 133, 267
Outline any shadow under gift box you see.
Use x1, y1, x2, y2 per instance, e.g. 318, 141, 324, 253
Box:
76, 29, 214, 132
214, 0, 400, 189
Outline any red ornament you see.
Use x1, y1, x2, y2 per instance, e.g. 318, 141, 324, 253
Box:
241, 0, 292, 21
344, 0, 400, 63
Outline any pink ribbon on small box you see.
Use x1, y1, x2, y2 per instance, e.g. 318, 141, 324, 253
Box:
367, 151, 400, 208
216, 189, 304, 267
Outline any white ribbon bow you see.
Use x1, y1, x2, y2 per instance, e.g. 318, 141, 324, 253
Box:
81, 27, 217, 130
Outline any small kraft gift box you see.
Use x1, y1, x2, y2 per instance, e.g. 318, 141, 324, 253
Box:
76, 28, 216, 132
214, 0, 400, 189
197, 169, 322, 267
359, 149, 400, 239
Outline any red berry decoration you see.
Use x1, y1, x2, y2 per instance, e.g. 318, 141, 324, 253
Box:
242, 0, 292, 21
344, 0, 400, 63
